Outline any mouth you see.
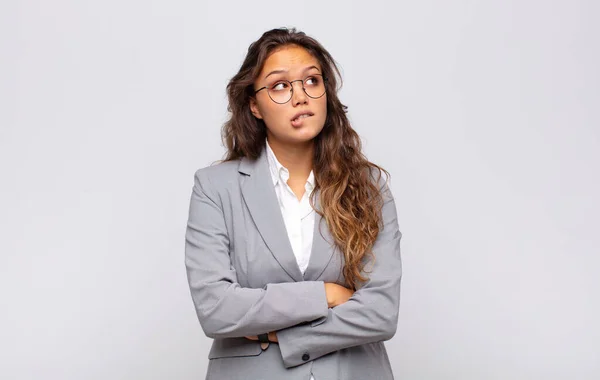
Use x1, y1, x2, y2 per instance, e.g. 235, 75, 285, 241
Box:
291, 111, 314, 123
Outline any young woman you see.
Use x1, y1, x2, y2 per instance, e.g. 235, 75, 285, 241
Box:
185, 27, 402, 380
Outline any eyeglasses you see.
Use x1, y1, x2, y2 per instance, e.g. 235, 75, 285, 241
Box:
254, 74, 326, 104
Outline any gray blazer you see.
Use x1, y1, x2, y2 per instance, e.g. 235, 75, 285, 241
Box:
185, 143, 402, 380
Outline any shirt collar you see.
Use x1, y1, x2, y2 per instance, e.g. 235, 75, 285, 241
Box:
265, 138, 315, 190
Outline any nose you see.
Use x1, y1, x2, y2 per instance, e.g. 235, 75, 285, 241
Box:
290, 80, 308, 106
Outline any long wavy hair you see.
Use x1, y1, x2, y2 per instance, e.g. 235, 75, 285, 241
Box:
221, 27, 389, 290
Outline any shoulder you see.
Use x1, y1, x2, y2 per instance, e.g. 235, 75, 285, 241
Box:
193, 159, 241, 195
368, 165, 391, 192
194, 159, 240, 180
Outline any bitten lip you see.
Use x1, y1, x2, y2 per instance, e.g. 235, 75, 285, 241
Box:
290, 110, 314, 121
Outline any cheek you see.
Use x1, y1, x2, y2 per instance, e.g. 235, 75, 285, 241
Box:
317, 99, 328, 123
318, 95, 328, 112
261, 103, 286, 124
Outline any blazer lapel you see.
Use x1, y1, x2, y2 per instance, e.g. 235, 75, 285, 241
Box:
239, 146, 304, 282
303, 189, 336, 281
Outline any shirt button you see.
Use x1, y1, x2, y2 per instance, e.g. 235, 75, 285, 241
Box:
302, 353, 310, 361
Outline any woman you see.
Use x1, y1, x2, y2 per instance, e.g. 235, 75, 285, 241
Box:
185, 27, 402, 380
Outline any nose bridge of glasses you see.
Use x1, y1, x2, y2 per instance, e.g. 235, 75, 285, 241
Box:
289, 79, 308, 101
289, 78, 306, 92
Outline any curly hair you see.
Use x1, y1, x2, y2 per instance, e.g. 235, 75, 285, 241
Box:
221, 27, 390, 290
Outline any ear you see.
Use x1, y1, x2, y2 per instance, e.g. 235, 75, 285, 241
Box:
249, 97, 263, 120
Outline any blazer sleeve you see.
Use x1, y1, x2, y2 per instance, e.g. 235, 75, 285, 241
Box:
185, 168, 329, 339
275, 177, 402, 368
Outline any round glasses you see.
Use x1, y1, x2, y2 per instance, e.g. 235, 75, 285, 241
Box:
254, 74, 326, 104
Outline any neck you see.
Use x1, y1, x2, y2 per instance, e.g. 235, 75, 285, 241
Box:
267, 135, 314, 180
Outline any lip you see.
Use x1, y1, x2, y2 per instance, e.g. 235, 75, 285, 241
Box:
290, 110, 314, 121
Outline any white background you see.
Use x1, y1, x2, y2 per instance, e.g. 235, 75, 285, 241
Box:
1, 0, 598, 379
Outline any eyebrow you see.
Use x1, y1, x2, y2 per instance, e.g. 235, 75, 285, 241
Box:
264, 65, 321, 79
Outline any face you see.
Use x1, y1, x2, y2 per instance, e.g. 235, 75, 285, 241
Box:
250, 45, 328, 146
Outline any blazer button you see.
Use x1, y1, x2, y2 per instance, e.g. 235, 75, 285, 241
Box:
302, 353, 310, 361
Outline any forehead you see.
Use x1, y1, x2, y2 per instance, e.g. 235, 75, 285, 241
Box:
259, 45, 321, 77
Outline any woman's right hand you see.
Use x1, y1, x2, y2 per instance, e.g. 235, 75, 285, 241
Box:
324, 283, 354, 308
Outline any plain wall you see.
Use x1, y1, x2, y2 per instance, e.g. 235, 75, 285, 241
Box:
1, 0, 598, 379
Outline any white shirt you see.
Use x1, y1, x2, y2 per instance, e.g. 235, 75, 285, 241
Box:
265, 139, 315, 274
265, 140, 317, 379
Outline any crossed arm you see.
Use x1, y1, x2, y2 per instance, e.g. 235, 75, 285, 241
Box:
185, 169, 401, 368
243, 282, 355, 343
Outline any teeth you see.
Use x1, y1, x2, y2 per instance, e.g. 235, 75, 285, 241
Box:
294, 114, 310, 121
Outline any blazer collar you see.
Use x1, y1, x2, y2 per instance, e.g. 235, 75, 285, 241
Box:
238, 143, 335, 282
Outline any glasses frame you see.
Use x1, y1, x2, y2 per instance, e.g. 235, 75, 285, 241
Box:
254, 74, 327, 104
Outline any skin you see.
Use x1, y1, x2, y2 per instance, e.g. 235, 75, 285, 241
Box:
249, 44, 327, 200
245, 45, 354, 345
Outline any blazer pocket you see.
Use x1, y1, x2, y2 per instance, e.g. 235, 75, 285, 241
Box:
208, 337, 264, 359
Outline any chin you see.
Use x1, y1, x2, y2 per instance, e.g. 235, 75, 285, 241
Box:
290, 128, 323, 143
268, 122, 325, 145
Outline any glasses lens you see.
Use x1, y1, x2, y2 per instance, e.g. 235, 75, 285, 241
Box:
303, 75, 326, 98
268, 82, 293, 104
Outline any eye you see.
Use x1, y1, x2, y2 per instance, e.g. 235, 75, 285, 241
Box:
271, 81, 290, 91
305, 76, 320, 86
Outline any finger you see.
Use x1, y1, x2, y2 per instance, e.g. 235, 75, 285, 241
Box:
269, 332, 278, 343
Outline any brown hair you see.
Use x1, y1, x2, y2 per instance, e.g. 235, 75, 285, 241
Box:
221, 27, 389, 290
